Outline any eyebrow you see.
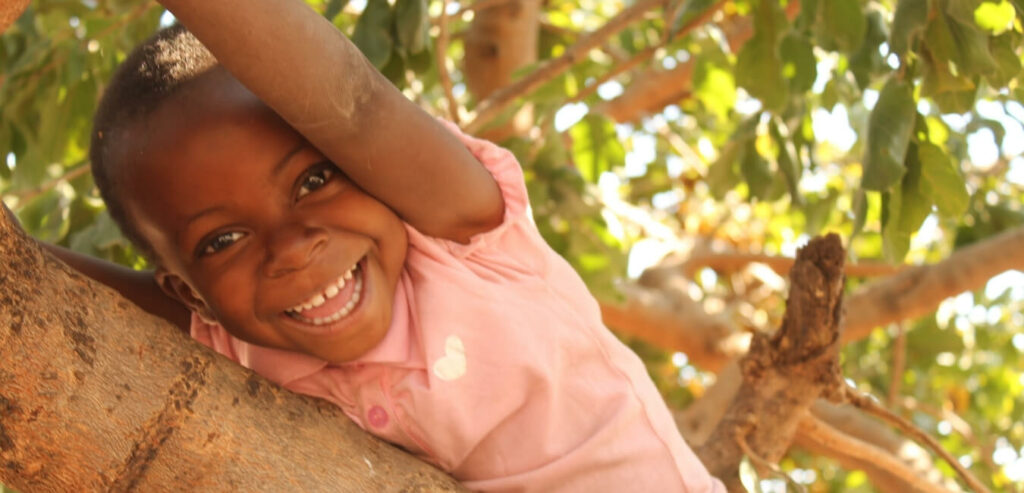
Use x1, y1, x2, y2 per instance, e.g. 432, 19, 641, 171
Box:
182, 143, 308, 234
272, 142, 309, 176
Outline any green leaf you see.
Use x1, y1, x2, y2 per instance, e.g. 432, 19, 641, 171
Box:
323, 0, 348, 20
882, 143, 931, 262
394, 0, 429, 55
804, 190, 839, 235
351, 0, 394, 69
736, 31, 788, 112
907, 315, 965, 361
862, 77, 915, 191
569, 115, 624, 183
817, 0, 866, 53
975, 0, 1016, 34
68, 210, 128, 255
769, 119, 801, 204
988, 32, 1023, 86
890, 0, 930, 55
849, 9, 889, 89
17, 189, 70, 243
694, 56, 736, 120
671, 0, 717, 35
948, 14, 1000, 78
740, 140, 772, 200
779, 34, 817, 93
706, 142, 742, 199
918, 142, 969, 217
933, 85, 978, 113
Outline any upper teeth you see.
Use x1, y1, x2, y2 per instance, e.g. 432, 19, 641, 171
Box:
287, 262, 360, 314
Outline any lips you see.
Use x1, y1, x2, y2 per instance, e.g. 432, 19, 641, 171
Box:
285, 258, 364, 326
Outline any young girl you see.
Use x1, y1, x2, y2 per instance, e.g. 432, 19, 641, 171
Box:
41, 0, 724, 490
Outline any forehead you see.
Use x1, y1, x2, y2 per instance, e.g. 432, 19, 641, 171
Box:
114, 68, 303, 261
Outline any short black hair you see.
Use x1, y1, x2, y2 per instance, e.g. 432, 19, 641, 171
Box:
90, 23, 216, 261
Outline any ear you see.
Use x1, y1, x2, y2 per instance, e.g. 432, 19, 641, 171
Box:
155, 267, 218, 325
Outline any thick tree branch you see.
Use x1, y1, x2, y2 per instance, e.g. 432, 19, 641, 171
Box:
843, 225, 1024, 343
0, 212, 465, 491
695, 234, 846, 490
0, 0, 28, 33
602, 225, 1024, 372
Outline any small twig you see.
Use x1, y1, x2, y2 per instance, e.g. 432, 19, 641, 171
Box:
569, 0, 725, 104
464, 0, 665, 133
7, 162, 91, 204
845, 387, 992, 493
797, 414, 955, 493
735, 430, 807, 493
435, 0, 460, 123
900, 396, 999, 472
888, 323, 906, 406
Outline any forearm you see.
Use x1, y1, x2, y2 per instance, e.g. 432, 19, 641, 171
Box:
40, 244, 190, 332
160, 0, 379, 140
159, 0, 503, 241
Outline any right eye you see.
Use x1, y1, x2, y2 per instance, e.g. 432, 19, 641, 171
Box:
199, 231, 246, 257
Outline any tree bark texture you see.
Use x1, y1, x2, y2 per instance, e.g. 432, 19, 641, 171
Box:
696, 234, 846, 491
463, 0, 541, 141
0, 0, 28, 34
0, 214, 466, 492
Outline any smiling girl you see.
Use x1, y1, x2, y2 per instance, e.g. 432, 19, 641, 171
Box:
29, 0, 724, 490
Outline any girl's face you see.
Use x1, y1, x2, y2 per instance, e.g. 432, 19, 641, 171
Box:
117, 68, 407, 363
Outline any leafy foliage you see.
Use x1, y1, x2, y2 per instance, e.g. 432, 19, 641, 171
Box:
3, 0, 1024, 490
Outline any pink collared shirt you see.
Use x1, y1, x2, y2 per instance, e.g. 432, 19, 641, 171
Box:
192, 123, 725, 492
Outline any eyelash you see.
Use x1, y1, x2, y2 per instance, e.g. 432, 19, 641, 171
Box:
296, 163, 336, 199
200, 231, 245, 256
196, 163, 338, 258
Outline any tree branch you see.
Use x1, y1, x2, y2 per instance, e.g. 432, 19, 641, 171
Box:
570, 0, 725, 104
844, 388, 991, 493
843, 225, 1024, 343
464, 0, 664, 133
435, 0, 460, 124
0, 208, 465, 491
695, 234, 846, 490
602, 225, 1024, 372
796, 414, 955, 493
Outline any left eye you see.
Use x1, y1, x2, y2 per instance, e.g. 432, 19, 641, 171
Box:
297, 164, 336, 199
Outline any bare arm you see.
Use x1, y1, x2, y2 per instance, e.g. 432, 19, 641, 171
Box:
40, 244, 191, 333
160, 0, 504, 243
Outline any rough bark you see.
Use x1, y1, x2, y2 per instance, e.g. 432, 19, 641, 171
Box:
0, 0, 28, 34
695, 234, 846, 491
0, 213, 465, 491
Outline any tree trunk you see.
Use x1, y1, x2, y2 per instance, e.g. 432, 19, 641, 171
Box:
0, 212, 465, 491
0, 0, 28, 34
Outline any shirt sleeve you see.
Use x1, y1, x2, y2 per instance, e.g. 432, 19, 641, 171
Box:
404, 119, 550, 275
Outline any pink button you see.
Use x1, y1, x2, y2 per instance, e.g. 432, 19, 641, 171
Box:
367, 405, 389, 428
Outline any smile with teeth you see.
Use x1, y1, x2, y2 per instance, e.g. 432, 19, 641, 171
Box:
285, 261, 364, 325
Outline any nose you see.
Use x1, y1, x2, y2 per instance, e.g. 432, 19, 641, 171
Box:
263, 224, 328, 278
